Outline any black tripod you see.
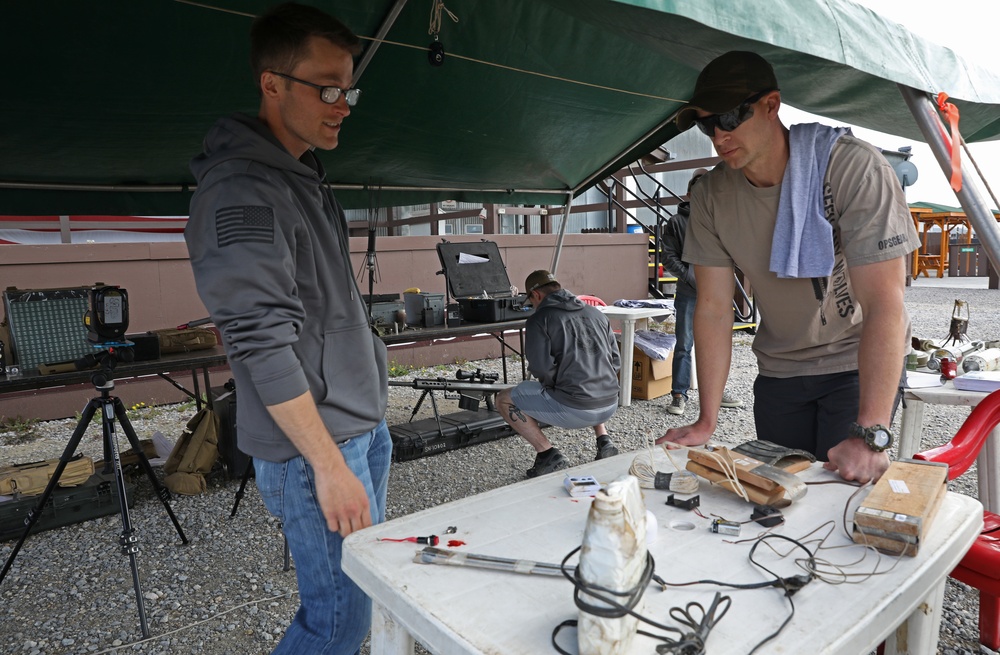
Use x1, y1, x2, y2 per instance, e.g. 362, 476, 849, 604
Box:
230, 460, 291, 571
0, 348, 188, 638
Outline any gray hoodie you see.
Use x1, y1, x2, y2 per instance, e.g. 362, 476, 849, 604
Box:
186, 113, 388, 462
525, 289, 621, 409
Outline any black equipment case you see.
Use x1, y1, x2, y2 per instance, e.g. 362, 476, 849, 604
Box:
436, 240, 533, 323
388, 409, 514, 462
212, 381, 252, 480
0, 472, 134, 542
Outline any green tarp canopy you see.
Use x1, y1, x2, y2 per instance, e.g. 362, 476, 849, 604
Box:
4, 0, 1000, 215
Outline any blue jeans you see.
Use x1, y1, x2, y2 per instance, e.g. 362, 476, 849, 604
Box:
671, 289, 695, 397
255, 420, 392, 655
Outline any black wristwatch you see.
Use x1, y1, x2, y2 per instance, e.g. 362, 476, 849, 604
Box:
848, 422, 893, 453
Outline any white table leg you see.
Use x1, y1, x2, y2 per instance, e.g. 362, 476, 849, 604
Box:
690, 345, 698, 391
370, 602, 414, 655
977, 426, 1000, 514
882, 578, 945, 655
898, 398, 925, 459
618, 319, 637, 407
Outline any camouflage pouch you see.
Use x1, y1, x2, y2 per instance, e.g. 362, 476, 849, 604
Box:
152, 327, 218, 354
0, 455, 95, 496
163, 407, 220, 495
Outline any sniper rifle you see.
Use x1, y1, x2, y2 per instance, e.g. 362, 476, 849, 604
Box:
389, 369, 514, 416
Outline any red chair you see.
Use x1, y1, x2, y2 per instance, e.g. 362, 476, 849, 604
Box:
914, 388, 1000, 651
577, 294, 607, 307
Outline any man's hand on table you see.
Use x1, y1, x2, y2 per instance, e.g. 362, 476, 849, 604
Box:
823, 438, 890, 484
656, 420, 714, 449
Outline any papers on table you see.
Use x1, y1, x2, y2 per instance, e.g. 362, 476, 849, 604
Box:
952, 371, 1000, 392
904, 371, 944, 389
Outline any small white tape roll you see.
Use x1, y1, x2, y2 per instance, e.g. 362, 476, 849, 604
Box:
645, 509, 658, 544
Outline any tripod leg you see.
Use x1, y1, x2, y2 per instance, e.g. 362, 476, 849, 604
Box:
0, 399, 97, 585
100, 396, 152, 638
111, 398, 188, 545
230, 458, 255, 518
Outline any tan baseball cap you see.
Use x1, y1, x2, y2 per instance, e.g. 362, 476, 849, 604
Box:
525, 269, 558, 293
676, 51, 778, 132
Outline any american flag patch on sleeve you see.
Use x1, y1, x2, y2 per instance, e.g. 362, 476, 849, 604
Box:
215, 205, 275, 247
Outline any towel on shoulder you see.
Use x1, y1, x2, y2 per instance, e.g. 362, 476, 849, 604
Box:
770, 123, 851, 279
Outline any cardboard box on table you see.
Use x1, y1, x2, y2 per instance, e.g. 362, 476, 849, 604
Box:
627, 345, 673, 400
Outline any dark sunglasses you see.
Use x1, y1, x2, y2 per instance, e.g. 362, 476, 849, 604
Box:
694, 89, 775, 136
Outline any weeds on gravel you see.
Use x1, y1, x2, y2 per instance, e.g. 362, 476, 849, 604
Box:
0, 415, 42, 444
388, 360, 414, 377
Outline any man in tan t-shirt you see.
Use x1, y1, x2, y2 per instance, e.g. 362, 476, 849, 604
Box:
656, 51, 918, 484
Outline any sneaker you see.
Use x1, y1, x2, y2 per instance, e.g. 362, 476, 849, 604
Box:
595, 436, 619, 460
526, 448, 569, 478
720, 391, 744, 409
666, 394, 686, 415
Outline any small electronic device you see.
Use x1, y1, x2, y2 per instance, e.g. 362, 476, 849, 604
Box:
665, 494, 700, 511
710, 518, 741, 536
84, 284, 130, 344
564, 475, 601, 498
751, 505, 784, 527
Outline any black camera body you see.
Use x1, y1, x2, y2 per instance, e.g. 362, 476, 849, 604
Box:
84, 284, 130, 344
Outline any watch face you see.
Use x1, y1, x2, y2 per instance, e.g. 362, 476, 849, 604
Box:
871, 429, 891, 449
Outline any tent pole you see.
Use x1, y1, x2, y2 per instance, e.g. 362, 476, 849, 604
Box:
550, 192, 574, 275
353, 0, 410, 82
898, 84, 1000, 275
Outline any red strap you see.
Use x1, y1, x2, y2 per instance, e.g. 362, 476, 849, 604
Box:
937, 92, 963, 192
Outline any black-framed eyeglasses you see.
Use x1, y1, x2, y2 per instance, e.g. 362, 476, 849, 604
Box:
693, 89, 775, 137
269, 71, 361, 107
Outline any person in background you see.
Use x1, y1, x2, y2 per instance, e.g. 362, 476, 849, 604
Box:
184, 4, 390, 653
657, 51, 918, 484
496, 270, 621, 477
661, 168, 744, 417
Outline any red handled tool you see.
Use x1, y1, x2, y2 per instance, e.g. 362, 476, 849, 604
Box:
378, 535, 440, 545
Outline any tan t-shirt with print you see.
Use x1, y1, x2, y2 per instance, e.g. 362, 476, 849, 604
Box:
684, 134, 919, 378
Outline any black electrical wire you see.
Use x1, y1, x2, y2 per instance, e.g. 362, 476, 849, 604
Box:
653, 532, 818, 654
551, 546, 732, 655
745, 534, 817, 654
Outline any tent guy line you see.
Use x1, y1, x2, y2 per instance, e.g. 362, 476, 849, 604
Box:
173, 0, 685, 103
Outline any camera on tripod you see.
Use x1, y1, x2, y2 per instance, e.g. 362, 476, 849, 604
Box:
84, 284, 129, 345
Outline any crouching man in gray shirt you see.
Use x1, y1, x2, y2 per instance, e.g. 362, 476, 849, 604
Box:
497, 270, 622, 478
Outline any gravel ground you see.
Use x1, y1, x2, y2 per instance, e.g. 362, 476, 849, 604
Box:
1, 281, 997, 655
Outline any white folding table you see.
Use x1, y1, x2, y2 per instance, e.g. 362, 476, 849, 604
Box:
344, 448, 981, 655
597, 306, 672, 407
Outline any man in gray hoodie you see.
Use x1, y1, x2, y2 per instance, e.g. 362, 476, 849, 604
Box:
184, 4, 389, 654
496, 270, 622, 477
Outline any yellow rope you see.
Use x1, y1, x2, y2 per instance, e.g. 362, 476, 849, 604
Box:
698, 446, 751, 502
428, 0, 459, 38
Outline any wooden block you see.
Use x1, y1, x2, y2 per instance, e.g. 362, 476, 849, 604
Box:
852, 459, 948, 556
685, 445, 810, 506
688, 446, 781, 491
685, 460, 786, 506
